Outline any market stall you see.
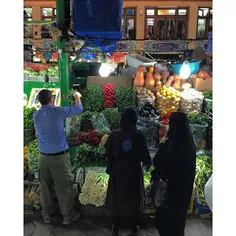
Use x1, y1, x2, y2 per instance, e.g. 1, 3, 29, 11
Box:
23, 56, 213, 220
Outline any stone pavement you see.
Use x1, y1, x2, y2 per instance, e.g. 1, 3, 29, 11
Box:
24, 215, 212, 236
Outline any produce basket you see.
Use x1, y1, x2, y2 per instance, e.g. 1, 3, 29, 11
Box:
156, 87, 180, 113
49, 76, 59, 82
180, 89, 204, 115
137, 98, 155, 106
193, 197, 212, 219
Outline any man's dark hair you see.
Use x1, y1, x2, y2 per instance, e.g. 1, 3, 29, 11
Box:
38, 89, 53, 105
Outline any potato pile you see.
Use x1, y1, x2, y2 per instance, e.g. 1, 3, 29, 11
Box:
156, 86, 180, 112
136, 87, 155, 99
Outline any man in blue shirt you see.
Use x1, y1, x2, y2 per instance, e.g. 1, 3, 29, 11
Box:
33, 89, 83, 225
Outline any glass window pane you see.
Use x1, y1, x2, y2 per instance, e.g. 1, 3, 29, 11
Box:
26, 18, 32, 21
198, 10, 203, 17
157, 18, 165, 39
158, 9, 176, 16
42, 8, 53, 17
178, 9, 187, 16
146, 9, 155, 16
126, 9, 135, 16
126, 19, 136, 39
199, 8, 209, 16
24, 8, 32, 17
197, 18, 206, 38
166, 18, 175, 39
146, 18, 154, 39
177, 18, 186, 39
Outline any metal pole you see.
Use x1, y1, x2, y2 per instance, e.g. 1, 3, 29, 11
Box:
56, 0, 70, 107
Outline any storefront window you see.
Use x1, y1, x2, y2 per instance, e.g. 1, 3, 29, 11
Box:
145, 8, 188, 39
197, 7, 212, 39
122, 8, 136, 40
41, 7, 57, 39
24, 8, 33, 38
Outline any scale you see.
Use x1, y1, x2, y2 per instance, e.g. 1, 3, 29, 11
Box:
27, 88, 61, 109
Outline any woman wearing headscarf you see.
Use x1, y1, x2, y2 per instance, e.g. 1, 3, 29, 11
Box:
105, 108, 151, 236
152, 112, 196, 236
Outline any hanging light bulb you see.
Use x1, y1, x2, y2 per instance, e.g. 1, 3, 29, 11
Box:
99, 63, 112, 77
180, 60, 191, 79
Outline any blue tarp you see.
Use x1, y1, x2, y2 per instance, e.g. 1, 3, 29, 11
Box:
73, 0, 123, 40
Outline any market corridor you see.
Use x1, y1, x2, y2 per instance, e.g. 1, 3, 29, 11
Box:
24, 215, 212, 236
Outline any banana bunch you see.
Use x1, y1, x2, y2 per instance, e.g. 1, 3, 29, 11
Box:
24, 146, 28, 177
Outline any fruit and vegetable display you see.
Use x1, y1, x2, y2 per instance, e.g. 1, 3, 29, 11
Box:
194, 155, 212, 205
180, 89, 204, 114
24, 146, 29, 177
76, 144, 106, 167
80, 111, 96, 132
65, 115, 81, 140
136, 87, 155, 100
24, 66, 59, 77
24, 185, 40, 209
159, 112, 172, 126
91, 113, 111, 137
81, 86, 103, 112
28, 140, 40, 173
203, 91, 212, 100
188, 112, 209, 126
103, 83, 116, 109
24, 107, 36, 129
156, 86, 181, 112
79, 171, 108, 207
115, 86, 136, 112
137, 103, 159, 150
188, 112, 209, 150
78, 130, 101, 147
103, 108, 121, 131
137, 102, 160, 118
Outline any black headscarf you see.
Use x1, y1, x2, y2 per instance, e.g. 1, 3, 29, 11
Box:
167, 112, 196, 157
120, 108, 138, 130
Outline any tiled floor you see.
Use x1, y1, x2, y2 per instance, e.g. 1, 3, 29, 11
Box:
24, 215, 212, 236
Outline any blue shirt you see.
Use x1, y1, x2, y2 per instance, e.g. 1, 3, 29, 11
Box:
33, 104, 83, 154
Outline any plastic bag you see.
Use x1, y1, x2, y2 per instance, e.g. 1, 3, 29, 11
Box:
190, 123, 208, 150
204, 175, 212, 211
65, 115, 81, 139
92, 113, 111, 137
137, 117, 159, 150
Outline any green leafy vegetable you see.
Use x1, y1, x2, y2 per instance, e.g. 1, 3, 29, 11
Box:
76, 144, 106, 167
81, 86, 103, 112
80, 111, 97, 132
188, 112, 209, 125
103, 108, 121, 130
202, 91, 212, 100
115, 86, 136, 112
194, 155, 212, 205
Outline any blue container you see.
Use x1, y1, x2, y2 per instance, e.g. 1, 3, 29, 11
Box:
170, 61, 201, 75
193, 197, 212, 219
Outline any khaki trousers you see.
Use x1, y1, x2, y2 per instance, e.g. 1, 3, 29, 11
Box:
39, 152, 75, 219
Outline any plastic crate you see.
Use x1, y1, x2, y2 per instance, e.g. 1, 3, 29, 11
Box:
25, 75, 46, 82
49, 76, 59, 82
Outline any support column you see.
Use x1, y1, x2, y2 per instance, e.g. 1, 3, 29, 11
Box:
56, 0, 70, 107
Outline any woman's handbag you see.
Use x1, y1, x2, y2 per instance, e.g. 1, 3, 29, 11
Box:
151, 166, 169, 208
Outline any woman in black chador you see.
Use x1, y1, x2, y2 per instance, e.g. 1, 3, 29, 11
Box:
105, 108, 151, 236
152, 112, 196, 236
